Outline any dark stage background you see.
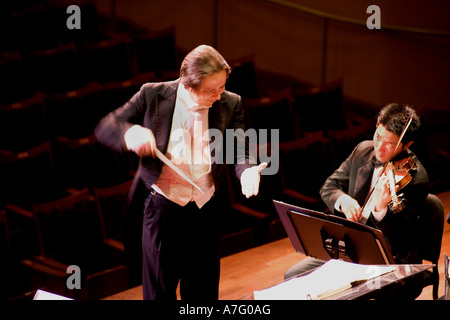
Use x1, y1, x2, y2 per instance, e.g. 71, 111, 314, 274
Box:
1, 0, 449, 300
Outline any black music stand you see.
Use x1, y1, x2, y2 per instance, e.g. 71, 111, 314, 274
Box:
273, 200, 396, 265
445, 253, 450, 300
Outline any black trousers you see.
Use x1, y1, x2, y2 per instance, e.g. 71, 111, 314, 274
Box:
142, 190, 220, 300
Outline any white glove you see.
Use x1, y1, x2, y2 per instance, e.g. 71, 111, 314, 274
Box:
124, 125, 156, 158
240, 162, 268, 198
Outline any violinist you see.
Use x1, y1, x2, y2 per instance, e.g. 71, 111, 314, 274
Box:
285, 103, 429, 299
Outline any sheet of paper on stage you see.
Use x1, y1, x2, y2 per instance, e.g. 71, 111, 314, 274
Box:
254, 259, 396, 300
33, 289, 73, 300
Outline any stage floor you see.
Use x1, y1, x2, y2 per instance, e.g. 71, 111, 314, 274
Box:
105, 191, 450, 300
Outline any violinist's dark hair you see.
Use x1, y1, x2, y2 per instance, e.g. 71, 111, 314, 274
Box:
376, 103, 421, 143
180, 45, 231, 92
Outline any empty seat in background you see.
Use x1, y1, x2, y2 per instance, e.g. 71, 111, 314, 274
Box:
84, 33, 133, 83
48, 82, 103, 140
51, 2, 103, 45
0, 209, 69, 300
0, 51, 34, 104
244, 88, 296, 143
1, 2, 56, 52
54, 135, 135, 191
277, 130, 333, 210
0, 91, 49, 152
31, 188, 129, 299
0, 141, 65, 260
0, 141, 61, 209
92, 179, 134, 248
226, 54, 259, 99
327, 119, 374, 169
292, 78, 347, 134
26, 42, 88, 94
219, 228, 255, 257
134, 26, 177, 78
102, 71, 158, 115
218, 165, 274, 247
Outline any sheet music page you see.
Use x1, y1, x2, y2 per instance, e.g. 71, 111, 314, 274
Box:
33, 289, 73, 300
254, 259, 396, 300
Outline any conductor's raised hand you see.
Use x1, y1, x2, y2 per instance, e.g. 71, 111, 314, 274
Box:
124, 124, 157, 158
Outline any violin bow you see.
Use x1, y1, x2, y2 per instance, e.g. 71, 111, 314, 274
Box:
377, 114, 414, 177
391, 115, 413, 160
359, 115, 414, 224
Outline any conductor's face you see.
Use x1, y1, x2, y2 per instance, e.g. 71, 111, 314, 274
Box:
190, 70, 227, 106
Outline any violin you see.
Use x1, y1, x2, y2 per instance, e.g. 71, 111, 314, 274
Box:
385, 156, 416, 214
359, 115, 415, 224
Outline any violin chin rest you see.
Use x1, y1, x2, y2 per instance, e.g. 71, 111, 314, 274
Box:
388, 198, 405, 214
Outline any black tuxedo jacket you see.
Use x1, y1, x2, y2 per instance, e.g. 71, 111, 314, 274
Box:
320, 140, 429, 263
95, 79, 255, 208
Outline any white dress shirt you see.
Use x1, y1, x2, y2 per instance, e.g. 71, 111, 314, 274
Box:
152, 83, 215, 208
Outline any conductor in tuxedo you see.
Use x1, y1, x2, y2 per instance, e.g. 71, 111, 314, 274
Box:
285, 103, 429, 299
95, 45, 267, 300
